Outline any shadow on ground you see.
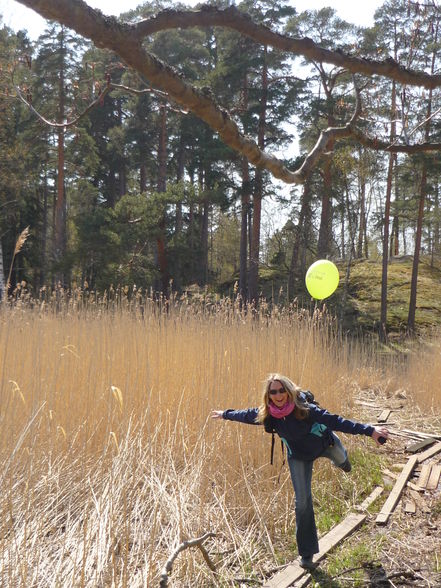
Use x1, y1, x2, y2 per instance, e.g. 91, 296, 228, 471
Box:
308, 562, 392, 587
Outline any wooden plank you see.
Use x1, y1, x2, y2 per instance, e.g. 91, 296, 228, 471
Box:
354, 400, 381, 408
316, 513, 367, 558
402, 428, 441, 440
403, 499, 416, 514
293, 577, 311, 588
382, 468, 423, 493
376, 455, 418, 525
416, 441, 441, 463
377, 409, 391, 423
355, 486, 383, 511
409, 489, 431, 513
262, 561, 305, 588
418, 464, 432, 488
426, 464, 441, 490
263, 509, 368, 588
406, 438, 436, 454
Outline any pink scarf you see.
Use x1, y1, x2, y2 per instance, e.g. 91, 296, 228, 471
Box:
268, 401, 295, 419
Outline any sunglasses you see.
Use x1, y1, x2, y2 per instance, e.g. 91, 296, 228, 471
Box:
269, 387, 286, 395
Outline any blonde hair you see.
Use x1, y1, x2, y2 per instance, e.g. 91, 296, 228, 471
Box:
256, 373, 309, 423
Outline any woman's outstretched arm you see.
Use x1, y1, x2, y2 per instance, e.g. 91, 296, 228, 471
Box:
210, 408, 260, 424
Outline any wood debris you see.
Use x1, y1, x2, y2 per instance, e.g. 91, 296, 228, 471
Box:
426, 464, 441, 490
376, 455, 419, 525
377, 409, 391, 423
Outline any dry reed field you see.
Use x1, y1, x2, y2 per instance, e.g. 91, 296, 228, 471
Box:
0, 295, 439, 587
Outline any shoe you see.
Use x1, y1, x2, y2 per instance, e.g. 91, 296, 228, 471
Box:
340, 458, 352, 472
299, 555, 319, 570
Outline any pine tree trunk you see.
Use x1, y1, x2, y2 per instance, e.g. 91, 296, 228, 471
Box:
156, 101, 169, 295
407, 164, 427, 334
434, 183, 440, 254
356, 169, 366, 259
175, 131, 185, 236
407, 20, 438, 335
248, 46, 268, 305
0, 238, 5, 300
317, 140, 334, 257
288, 180, 312, 299
54, 27, 67, 285
239, 156, 250, 302
380, 152, 395, 342
200, 195, 209, 286
379, 78, 397, 343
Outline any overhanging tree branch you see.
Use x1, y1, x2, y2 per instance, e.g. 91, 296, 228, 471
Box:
132, 6, 441, 90
14, 0, 441, 184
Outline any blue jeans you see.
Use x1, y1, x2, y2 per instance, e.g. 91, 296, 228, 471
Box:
287, 434, 348, 557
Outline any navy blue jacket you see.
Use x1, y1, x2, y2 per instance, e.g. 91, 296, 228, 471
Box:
222, 403, 374, 461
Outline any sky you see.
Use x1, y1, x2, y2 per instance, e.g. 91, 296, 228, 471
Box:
1, 0, 384, 40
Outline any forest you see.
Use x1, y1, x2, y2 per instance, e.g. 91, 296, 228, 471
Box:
2, 0, 441, 338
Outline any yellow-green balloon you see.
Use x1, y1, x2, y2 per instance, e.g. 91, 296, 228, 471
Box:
305, 260, 340, 299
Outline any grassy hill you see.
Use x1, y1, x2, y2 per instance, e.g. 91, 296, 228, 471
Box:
341, 255, 441, 334
256, 255, 441, 337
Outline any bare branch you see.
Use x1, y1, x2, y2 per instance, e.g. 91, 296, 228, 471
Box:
15, 84, 112, 128
159, 532, 216, 588
351, 128, 441, 153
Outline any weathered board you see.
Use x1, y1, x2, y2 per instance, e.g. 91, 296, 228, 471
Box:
377, 409, 391, 423
403, 499, 416, 514
409, 489, 431, 513
418, 464, 433, 488
382, 468, 423, 493
262, 513, 367, 588
355, 486, 383, 512
416, 441, 441, 463
406, 438, 436, 454
426, 464, 441, 490
262, 560, 305, 588
376, 455, 418, 525
262, 487, 387, 587
316, 513, 367, 557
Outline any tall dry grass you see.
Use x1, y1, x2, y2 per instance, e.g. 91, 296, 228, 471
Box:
0, 294, 434, 586
400, 336, 441, 412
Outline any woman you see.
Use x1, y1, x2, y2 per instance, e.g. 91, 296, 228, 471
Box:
211, 373, 389, 571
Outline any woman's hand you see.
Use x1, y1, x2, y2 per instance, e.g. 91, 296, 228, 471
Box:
371, 426, 389, 445
211, 410, 224, 420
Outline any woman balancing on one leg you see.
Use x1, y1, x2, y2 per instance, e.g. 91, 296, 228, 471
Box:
211, 373, 389, 571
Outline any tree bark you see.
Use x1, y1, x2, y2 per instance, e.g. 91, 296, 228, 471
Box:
156, 101, 169, 295
0, 238, 5, 300
288, 179, 312, 299
248, 46, 268, 305
356, 160, 367, 259
379, 152, 395, 343
379, 75, 397, 343
239, 156, 250, 302
407, 19, 439, 335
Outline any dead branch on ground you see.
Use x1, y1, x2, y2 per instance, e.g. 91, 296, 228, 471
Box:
159, 531, 216, 588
